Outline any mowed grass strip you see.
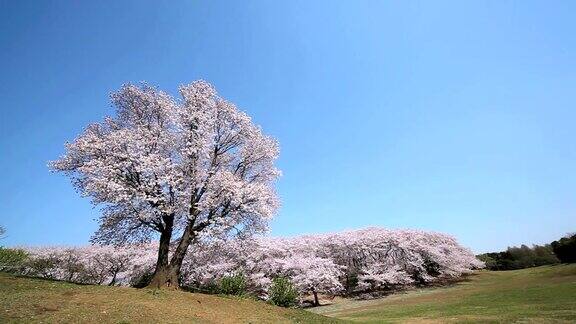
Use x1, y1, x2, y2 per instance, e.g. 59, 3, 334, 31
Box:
0, 273, 343, 324
311, 264, 576, 323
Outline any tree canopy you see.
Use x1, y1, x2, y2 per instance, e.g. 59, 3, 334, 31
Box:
51, 81, 280, 288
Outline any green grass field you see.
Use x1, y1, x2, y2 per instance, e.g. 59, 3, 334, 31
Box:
2, 265, 575, 323
0, 273, 340, 323
311, 264, 576, 323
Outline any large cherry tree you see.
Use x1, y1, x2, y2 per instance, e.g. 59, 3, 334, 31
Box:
51, 81, 280, 288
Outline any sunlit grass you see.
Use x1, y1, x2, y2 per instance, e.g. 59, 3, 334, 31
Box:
0, 273, 342, 323
311, 264, 576, 323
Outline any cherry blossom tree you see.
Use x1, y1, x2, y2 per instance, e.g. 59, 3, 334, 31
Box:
277, 256, 344, 306
51, 81, 280, 288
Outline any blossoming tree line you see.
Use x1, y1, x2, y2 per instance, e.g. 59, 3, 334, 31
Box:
14, 228, 481, 304
1, 80, 482, 305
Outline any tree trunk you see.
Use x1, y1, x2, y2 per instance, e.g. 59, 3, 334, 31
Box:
312, 288, 320, 306
148, 263, 180, 289
108, 268, 118, 286
170, 222, 196, 268
148, 215, 175, 289
147, 216, 197, 289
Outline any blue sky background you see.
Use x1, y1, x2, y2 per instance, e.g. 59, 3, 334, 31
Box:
1, 1, 575, 253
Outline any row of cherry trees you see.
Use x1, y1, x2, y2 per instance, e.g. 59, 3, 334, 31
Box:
20, 228, 482, 302
22, 245, 156, 286
183, 228, 482, 302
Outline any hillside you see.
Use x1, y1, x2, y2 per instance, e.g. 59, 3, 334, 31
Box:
311, 264, 576, 323
3, 265, 575, 323
0, 273, 341, 323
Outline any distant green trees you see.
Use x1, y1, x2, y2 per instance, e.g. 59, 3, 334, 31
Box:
0, 247, 29, 273
0, 226, 29, 274
551, 233, 576, 264
478, 233, 576, 271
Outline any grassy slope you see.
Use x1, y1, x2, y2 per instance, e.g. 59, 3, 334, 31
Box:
311, 264, 576, 323
0, 273, 341, 324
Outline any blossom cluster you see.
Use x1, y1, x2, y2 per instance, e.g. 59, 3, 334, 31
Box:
183, 227, 484, 296
19, 228, 482, 298
50, 81, 280, 246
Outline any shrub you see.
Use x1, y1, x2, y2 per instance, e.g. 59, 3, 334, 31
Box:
218, 273, 247, 296
130, 266, 155, 288
182, 281, 220, 294
344, 270, 359, 295
202, 282, 221, 294
0, 247, 28, 273
268, 277, 298, 307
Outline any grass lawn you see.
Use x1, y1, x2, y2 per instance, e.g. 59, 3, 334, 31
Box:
2, 265, 575, 323
310, 264, 576, 323
0, 273, 341, 324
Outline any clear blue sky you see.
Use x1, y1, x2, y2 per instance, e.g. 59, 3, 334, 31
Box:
1, 1, 575, 253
